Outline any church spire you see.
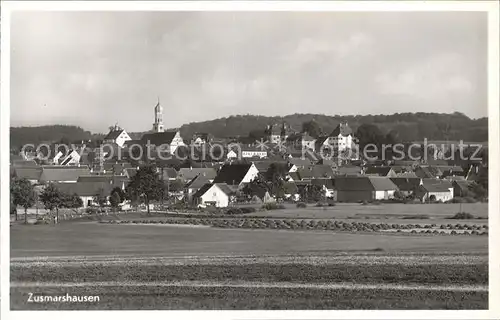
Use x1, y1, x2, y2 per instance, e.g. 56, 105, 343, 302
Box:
152, 98, 164, 133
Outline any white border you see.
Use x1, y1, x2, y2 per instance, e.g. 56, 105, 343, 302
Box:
1, 1, 499, 319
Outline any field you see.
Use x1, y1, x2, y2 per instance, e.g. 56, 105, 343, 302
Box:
10, 203, 489, 310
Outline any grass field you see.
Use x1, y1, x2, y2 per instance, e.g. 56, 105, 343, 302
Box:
10, 219, 489, 310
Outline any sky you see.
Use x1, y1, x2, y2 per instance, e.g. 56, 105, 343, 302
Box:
10, 11, 487, 133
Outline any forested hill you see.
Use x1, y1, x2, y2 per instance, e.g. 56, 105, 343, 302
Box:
178, 112, 488, 143
10, 125, 95, 150
10, 112, 488, 151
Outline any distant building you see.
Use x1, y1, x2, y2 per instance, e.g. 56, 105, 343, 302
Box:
152, 99, 164, 133
415, 179, 454, 202
141, 130, 185, 154
103, 125, 132, 148
335, 176, 398, 202
191, 133, 213, 146
213, 163, 259, 187
265, 123, 292, 144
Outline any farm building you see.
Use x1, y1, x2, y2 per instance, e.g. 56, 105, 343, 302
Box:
334, 177, 398, 202
192, 183, 236, 208
364, 166, 397, 177
389, 177, 422, 197
415, 179, 454, 202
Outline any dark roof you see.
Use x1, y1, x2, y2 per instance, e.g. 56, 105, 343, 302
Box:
365, 166, 394, 176
298, 165, 335, 179
213, 163, 253, 185
390, 177, 422, 191
453, 180, 474, 192
334, 177, 398, 191
39, 166, 91, 183
288, 157, 312, 168
13, 167, 43, 181
141, 131, 178, 146
185, 174, 211, 190
103, 129, 125, 141
178, 168, 217, 181
12, 160, 38, 167
53, 182, 116, 197
420, 179, 453, 192
77, 175, 128, 185
337, 165, 362, 176
330, 122, 352, 137
161, 167, 178, 180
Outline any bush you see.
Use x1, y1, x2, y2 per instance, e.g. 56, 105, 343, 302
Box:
402, 215, 430, 220
448, 212, 476, 220
315, 202, 329, 207
239, 207, 257, 214
225, 208, 243, 215
296, 202, 307, 208
262, 203, 285, 210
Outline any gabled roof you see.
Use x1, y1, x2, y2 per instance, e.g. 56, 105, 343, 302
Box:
12, 160, 38, 167
141, 131, 179, 146
334, 177, 398, 191
365, 166, 394, 176
103, 129, 125, 141
161, 167, 178, 180
390, 177, 422, 191
77, 175, 128, 185
288, 157, 312, 168
336, 165, 362, 176
53, 182, 116, 197
13, 167, 43, 181
298, 165, 335, 180
213, 163, 253, 185
178, 168, 217, 181
330, 122, 352, 137
185, 174, 211, 190
420, 179, 453, 192
39, 166, 91, 183
453, 179, 474, 192
192, 183, 235, 198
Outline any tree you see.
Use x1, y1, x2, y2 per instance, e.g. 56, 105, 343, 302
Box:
109, 190, 122, 213
39, 183, 65, 224
11, 178, 36, 224
93, 187, 108, 209
302, 120, 322, 138
355, 124, 386, 159
266, 163, 287, 200
62, 193, 83, 213
125, 165, 166, 215
242, 174, 269, 200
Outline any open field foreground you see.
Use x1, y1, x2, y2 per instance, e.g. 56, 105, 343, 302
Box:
11, 222, 488, 310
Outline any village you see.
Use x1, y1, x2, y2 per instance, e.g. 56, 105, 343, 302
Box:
10, 100, 489, 220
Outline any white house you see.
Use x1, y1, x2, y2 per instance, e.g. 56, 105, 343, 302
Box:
141, 130, 186, 154
192, 183, 235, 208
103, 126, 132, 148
328, 121, 354, 154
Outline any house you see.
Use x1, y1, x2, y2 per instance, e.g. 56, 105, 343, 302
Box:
77, 175, 128, 190
390, 177, 422, 197
297, 165, 335, 181
265, 123, 291, 144
39, 165, 91, 184
328, 121, 354, 154
12, 167, 43, 184
414, 166, 442, 179
53, 181, 117, 208
228, 145, 268, 159
103, 126, 132, 148
159, 167, 178, 181
288, 157, 312, 169
191, 133, 213, 146
415, 179, 454, 202
213, 163, 259, 187
141, 130, 186, 153
286, 133, 316, 152
453, 180, 474, 198
335, 177, 399, 202
102, 162, 133, 175
185, 173, 212, 201
311, 178, 336, 200
192, 183, 236, 208
336, 165, 363, 176
177, 168, 217, 182
364, 166, 397, 177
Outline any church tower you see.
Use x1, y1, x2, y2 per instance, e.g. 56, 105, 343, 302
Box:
152, 98, 164, 133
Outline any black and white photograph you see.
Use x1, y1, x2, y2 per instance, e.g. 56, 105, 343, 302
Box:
1, 1, 499, 317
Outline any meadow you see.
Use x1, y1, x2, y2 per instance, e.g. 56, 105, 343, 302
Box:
10, 203, 489, 310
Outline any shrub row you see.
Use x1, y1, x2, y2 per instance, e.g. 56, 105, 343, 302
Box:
103, 218, 487, 236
